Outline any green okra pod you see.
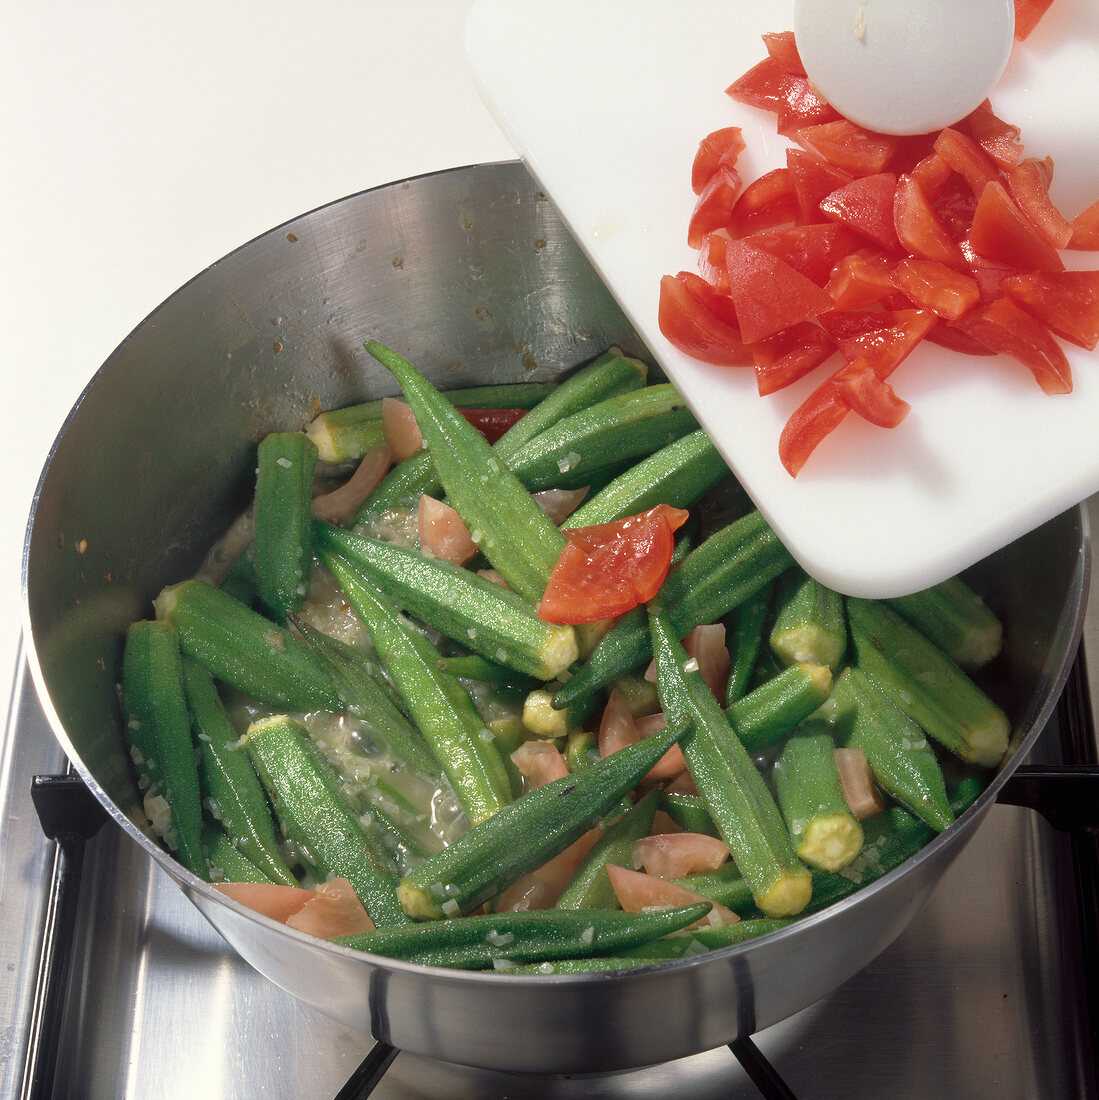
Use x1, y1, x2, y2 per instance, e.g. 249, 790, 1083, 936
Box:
182, 658, 298, 886
769, 571, 847, 671
253, 431, 318, 623
886, 575, 1003, 670
243, 714, 411, 927
154, 578, 341, 713
396, 720, 690, 920
726, 661, 834, 754
120, 620, 207, 878
725, 578, 774, 703
649, 608, 812, 918
335, 903, 709, 968
318, 544, 513, 825
846, 596, 1010, 767
203, 823, 278, 884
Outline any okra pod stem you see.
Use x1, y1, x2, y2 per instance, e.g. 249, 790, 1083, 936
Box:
770, 571, 847, 671
649, 609, 812, 918
318, 545, 513, 824
181, 658, 298, 886
243, 715, 411, 927
121, 620, 207, 878
336, 903, 709, 968
253, 432, 318, 623
396, 720, 690, 920
846, 597, 1010, 767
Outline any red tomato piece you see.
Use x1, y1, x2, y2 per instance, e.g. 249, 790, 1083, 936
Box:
311, 443, 393, 524
890, 257, 981, 320
894, 175, 967, 267
538, 505, 690, 624
1002, 270, 1099, 350
285, 878, 375, 939
606, 864, 737, 926
698, 229, 733, 292
930, 175, 980, 240
658, 273, 752, 366
597, 689, 686, 783
678, 269, 740, 327
909, 152, 955, 201
969, 180, 1065, 272
777, 75, 842, 134
788, 120, 899, 176
825, 248, 898, 310
778, 376, 850, 477
511, 740, 569, 789
831, 358, 911, 428
958, 101, 1024, 171
959, 238, 1018, 301
786, 148, 854, 225
725, 55, 799, 114
743, 223, 858, 286
682, 622, 731, 705
691, 126, 746, 194
1007, 157, 1073, 250
762, 29, 806, 75
924, 319, 997, 356
457, 407, 527, 444
819, 173, 900, 250
728, 167, 798, 236
750, 322, 837, 395
632, 832, 731, 878
1013, 0, 1055, 39
933, 128, 999, 198
1069, 196, 1099, 250
212, 882, 315, 923
954, 296, 1073, 394
688, 165, 744, 248
819, 308, 936, 377
724, 240, 837, 343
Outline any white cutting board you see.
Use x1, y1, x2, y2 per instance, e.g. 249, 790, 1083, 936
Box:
465, 0, 1099, 598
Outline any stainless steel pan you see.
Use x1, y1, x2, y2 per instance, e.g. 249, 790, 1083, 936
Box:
21, 161, 1089, 1074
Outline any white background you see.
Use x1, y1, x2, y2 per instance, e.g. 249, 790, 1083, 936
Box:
1, 1, 515, 718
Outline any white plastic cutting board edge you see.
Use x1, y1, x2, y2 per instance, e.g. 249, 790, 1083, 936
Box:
465, 0, 1099, 598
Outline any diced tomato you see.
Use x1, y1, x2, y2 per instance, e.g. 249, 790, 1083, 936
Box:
1069, 197, 1099, 250
697, 229, 734, 292
788, 119, 898, 176
924, 319, 997, 356
691, 126, 746, 194
724, 240, 837, 343
511, 740, 570, 788
834, 748, 887, 819
494, 829, 601, 912
778, 377, 850, 477
657, 273, 752, 366
457, 407, 527, 444
533, 486, 588, 525
1013, 0, 1056, 39
1002, 270, 1099, 350
786, 148, 854, 225
213, 881, 316, 923
597, 689, 686, 783
819, 173, 900, 250
890, 257, 981, 320
606, 864, 737, 926
632, 833, 731, 878
728, 167, 798, 236
762, 30, 806, 75
678, 268, 740, 328
538, 505, 690, 624
418, 494, 478, 565
958, 101, 1024, 171
750, 322, 836, 395
831, 358, 911, 428
933, 128, 1000, 198
381, 396, 424, 461
310, 443, 393, 523
969, 180, 1065, 271
930, 175, 980, 240
825, 248, 898, 310
688, 165, 744, 248
959, 238, 1019, 301
725, 55, 799, 114
286, 878, 375, 938
777, 75, 842, 134
954, 296, 1073, 394
819, 307, 936, 377
743, 223, 858, 286
893, 175, 967, 267
1007, 157, 1073, 250
682, 623, 731, 705
909, 152, 955, 200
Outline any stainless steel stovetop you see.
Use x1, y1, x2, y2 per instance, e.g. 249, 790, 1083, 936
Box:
4, 505, 1099, 1099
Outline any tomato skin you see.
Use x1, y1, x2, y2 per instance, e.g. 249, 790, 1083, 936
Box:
457, 407, 527, 444
678, 269, 740, 328
819, 173, 900, 251
658, 273, 752, 366
728, 167, 798, 236
750, 322, 836, 395
537, 505, 690, 625
725, 55, 798, 113
890, 257, 981, 320
724, 240, 836, 343
969, 180, 1065, 272
691, 126, 746, 194
762, 30, 806, 75
832, 358, 910, 427
778, 377, 850, 477
909, 152, 955, 200
933, 128, 999, 198
955, 296, 1073, 394
1006, 157, 1073, 250
893, 175, 967, 267
1002, 270, 1099, 351
688, 165, 744, 248
776, 75, 841, 134
958, 101, 1023, 170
